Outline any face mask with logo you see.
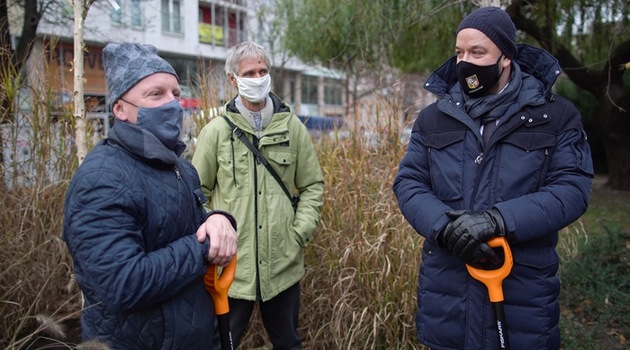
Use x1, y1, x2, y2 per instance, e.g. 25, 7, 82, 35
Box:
234, 74, 271, 103
456, 55, 504, 97
133, 99, 183, 149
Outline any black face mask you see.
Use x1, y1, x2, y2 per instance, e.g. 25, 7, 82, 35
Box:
456, 55, 504, 97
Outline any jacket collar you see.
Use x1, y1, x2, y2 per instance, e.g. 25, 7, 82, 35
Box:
225, 92, 291, 116
107, 119, 184, 167
224, 92, 293, 134
424, 44, 562, 100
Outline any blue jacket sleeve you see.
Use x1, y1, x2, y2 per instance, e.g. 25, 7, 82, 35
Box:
393, 127, 452, 243
63, 168, 209, 313
495, 126, 593, 243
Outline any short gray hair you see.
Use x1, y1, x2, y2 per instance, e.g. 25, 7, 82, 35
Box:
224, 41, 271, 76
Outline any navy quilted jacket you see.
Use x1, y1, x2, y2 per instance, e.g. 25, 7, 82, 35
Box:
393, 45, 593, 350
63, 120, 215, 349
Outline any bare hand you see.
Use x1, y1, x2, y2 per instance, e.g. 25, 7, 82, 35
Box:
196, 214, 237, 266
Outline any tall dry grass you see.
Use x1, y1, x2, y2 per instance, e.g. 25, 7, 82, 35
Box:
299, 135, 423, 350
1, 81, 84, 348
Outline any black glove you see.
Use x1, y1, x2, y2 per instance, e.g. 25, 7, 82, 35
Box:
443, 209, 506, 265
436, 210, 466, 247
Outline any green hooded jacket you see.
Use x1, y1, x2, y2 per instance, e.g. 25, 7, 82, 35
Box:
192, 94, 324, 301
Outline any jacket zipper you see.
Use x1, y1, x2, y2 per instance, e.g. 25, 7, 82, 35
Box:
536, 149, 550, 190
471, 140, 484, 202
174, 165, 199, 224
253, 135, 262, 299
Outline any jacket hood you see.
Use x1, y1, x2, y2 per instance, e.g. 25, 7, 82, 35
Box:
424, 44, 562, 99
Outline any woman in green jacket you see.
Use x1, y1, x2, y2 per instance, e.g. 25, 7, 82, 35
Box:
192, 41, 324, 350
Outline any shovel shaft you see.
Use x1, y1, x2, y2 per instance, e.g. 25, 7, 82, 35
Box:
217, 314, 234, 350
204, 257, 237, 350
466, 237, 513, 349
492, 302, 510, 350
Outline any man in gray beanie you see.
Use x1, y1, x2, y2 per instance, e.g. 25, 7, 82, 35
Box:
63, 42, 238, 349
394, 6, 593, 350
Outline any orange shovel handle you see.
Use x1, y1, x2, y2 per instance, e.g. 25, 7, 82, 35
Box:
204, 257, 237, 315
466, 237, 513, 302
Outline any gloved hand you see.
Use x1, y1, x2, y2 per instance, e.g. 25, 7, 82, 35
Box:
443, 209, 506, 265
436, 210, 465, 248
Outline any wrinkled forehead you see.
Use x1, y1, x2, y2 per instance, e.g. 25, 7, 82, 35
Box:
236, 56, 269, 74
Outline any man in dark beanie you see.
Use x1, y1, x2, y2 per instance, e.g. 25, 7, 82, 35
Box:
63, 42, 238, 349
394, 6, 593, 350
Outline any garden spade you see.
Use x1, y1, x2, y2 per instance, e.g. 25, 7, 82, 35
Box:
466, 237, 513, 350
204, 257, 237, 350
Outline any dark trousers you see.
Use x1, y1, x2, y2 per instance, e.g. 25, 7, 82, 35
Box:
213, 282, 302, 350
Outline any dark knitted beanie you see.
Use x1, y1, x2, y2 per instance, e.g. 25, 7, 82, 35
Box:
103, 43, 178, 106
457, 7, 518, 59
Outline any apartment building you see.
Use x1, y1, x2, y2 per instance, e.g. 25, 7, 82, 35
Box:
30, 0, 346, 119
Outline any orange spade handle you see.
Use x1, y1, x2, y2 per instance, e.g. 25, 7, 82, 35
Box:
466, 237, 513, 302
204, 257, 237, 315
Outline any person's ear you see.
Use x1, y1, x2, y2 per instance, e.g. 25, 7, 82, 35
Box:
112, 101, 128, 122
227, 72, 238, 88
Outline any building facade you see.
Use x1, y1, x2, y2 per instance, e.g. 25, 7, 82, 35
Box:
32, 0, 346, 119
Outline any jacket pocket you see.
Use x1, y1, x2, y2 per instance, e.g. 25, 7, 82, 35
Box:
502, 131, 556, 151
512, 245, 559, 269
424, 130, 466, 202
264, 148, 297, 196
217, 149, 250, 192
498, 131, 555, 195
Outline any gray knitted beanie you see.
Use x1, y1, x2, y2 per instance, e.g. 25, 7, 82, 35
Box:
103, 43, 178, 106
457, 7, 518, 59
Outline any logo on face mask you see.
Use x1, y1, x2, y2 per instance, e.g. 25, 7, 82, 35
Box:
456, 55, 504, 97
465, 74, 480, 90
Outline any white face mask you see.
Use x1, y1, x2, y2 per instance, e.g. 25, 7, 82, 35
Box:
234, 74, 271, 103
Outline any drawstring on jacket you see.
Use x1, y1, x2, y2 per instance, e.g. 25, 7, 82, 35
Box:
229, 129, 239, 186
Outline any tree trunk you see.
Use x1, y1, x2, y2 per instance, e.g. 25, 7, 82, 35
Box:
14, 0, 40, 67
602, 95, 630, 189
74, 0, 87, 164
0, 0, 11, 53
0, 0, 42, 188
508, 1, 630, 191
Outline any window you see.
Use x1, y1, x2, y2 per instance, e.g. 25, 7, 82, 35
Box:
198, 5, 223, 45
162, 0, 183, 34
324, 78, 343, 106
110, 2, 122, 24
109, 0, 142, 28
131, 0, 142, 27
301, 75, 318, 105
198, 3, 247, 47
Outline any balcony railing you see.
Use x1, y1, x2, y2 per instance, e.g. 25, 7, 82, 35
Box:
198, 23, 246, 47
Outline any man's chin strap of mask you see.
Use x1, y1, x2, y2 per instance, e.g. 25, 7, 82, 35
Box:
119, 98, 139, 108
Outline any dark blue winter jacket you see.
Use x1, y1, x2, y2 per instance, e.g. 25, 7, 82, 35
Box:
63, 120, 223, 349
393, 44, 593, 350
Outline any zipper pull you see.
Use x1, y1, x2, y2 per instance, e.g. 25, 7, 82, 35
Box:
475, 153, 484, 165
174, 166, 182, 180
